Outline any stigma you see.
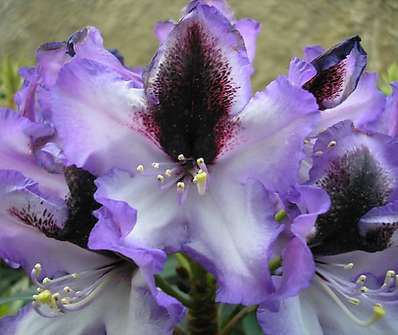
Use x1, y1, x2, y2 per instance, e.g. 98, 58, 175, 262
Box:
136, 154, 210, 203
30, 262, 123, 317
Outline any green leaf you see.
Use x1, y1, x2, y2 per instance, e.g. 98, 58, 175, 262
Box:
241, 311, 262, 335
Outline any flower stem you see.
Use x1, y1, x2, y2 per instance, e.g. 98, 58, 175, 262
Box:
187, 260, 218, 335
155, 275, 192, 308
218, 306, 257, 335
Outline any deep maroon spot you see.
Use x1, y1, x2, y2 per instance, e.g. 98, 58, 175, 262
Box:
9, 205, 58, 236
147, 22, 238, 163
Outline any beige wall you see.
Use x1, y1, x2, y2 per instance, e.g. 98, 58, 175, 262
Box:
1, 0, 397, 89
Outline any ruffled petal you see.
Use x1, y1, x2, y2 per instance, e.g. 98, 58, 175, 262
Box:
67, 27, 142, 84
0, 109, 67, 197
154, 20, 175, 44
303, 36, 367, 110
88, 193, 185, 323
367, 82, 398, 137
235, 18, 261, 63
145, 4, 252, 118
0, 170, 109, 278
50, 58, 168, 176
303, 45, 325, 63
220, 76, 319, 194
184, 177, 279, 304
0, 270, 181, 335
257, 296, 323, 335
288, 57, 317, 87
92, 169, 185, 251
316, 73, 385, 133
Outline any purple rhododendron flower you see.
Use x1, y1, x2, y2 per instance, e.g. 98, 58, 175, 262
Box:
255, 121, 398, 334
2, 0, 396, 333
0, 109, 184, 334
22, 0, 322, 305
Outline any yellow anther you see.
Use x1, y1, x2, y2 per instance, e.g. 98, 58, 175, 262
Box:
34, 290, 53, 305
373, 304, 385, 321
193, 170, 208, 195
152, 162, 160, 169
37, 287, 43, 293
178, 154, 185, 161
386, 270, 395, 278
165, 169, 173, 177
64, 286, 72, 293
274, 209, 287, 222
327, 140, 337, 148
196, 158, 205, 165
71, 273, 80, 279
136, 164, 144, 173
157, 174, 165, 183
356, 275, 367, 285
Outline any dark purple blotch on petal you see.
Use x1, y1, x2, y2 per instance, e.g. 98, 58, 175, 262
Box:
310, 146, 393, 255
56, 166, 100, 248
303, 36, 367, 110
146, 22, 238, 163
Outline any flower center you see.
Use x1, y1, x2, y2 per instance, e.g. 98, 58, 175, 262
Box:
314, 259, 398, 327
136, 154, 209, 203
30, 261, 126, 317
310, 146, 392, 255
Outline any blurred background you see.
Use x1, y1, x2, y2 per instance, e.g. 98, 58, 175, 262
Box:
0, 0, 397, 322
0, 0, 397, 90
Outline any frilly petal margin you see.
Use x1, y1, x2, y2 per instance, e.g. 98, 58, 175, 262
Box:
315, 73, 385, 133
220, 76, 319, 195
0, 108, 67, 198
254, 184, 330, 311
367, 82, 398, 137
50, 58, 168, 176
0, 169, 111, 279
0, 270, 182, 335
88, 195, 185, 325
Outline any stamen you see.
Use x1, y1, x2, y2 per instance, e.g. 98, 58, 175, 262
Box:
317, 278, 386, 326
30, 262, 122, 318
196, 158, 208, 174
136, 164, 144, 173
152, 162, 160, 169
193, 170, 208, 195
157, 174, 165, 183
178, 154, 186, 161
